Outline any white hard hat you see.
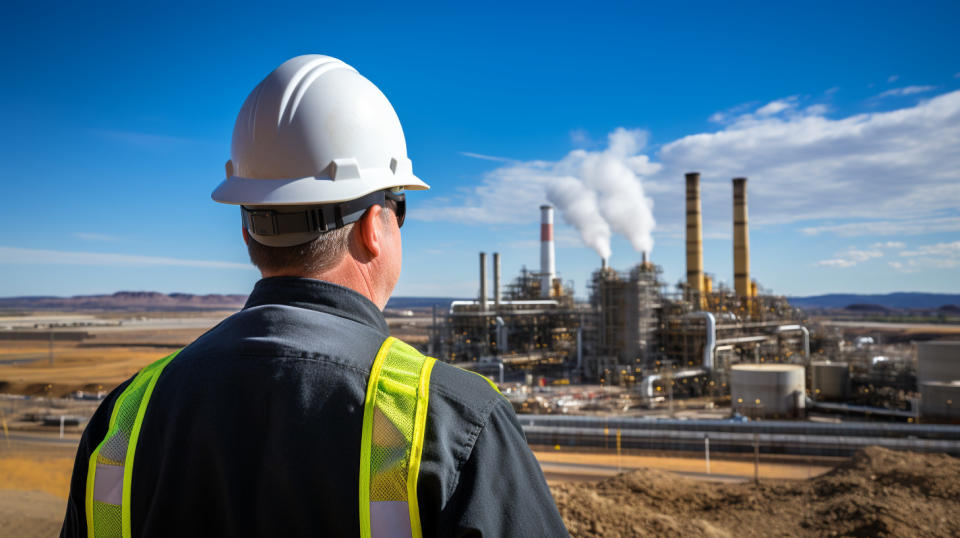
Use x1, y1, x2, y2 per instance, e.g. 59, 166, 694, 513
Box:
212, 55, 428, 246
213, 54, 428, 205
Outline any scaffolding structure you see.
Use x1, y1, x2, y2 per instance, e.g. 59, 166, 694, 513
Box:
583, 261, 663, 380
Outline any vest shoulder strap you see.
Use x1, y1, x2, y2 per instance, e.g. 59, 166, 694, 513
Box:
359, 337, 436, 538
85, 350, 180, 538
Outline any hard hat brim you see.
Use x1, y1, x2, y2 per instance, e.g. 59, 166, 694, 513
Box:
211, 172, 429, 206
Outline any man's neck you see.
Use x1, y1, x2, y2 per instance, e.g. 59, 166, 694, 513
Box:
260, 259, 386, 309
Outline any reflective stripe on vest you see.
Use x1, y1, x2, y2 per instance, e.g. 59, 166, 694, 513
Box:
359, 337, 436, 538
83, 338, 437, 537
85, 350, 180, 538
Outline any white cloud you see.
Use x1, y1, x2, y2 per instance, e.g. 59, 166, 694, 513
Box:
74, 232, 120, 242
458, 151, 518, 163
890, 241, 960, 271
815, 247, 883, 268
899, 241, 960, 257
871, 241, 906, 249
569, 129, 592, 147
825, 87, 840, 95
659, 90, 960, 229
887, 75, 900, 83
756, 97, 797, 117
707, 101, 758, 124
423, 90, 960, 249
0, 246, 254, 270
801, 216, 960, 237
816, 258, 856, 268
876, 85, 937, 98
420, 129, 658, 259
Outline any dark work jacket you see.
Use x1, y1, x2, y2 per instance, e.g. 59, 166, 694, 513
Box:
60, 277, 568, 537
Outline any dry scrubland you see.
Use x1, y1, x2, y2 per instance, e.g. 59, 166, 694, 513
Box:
0, 329, 206, 397
0, 439, 75, 537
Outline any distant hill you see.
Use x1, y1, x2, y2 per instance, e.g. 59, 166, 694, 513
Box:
0, 292, 465, 312
0, 291, 248, 311
385, 297, 465, 310
789, 293, 960, 310
7, 291, 953, 312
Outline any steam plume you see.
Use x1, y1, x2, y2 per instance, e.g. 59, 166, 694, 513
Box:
546, 177, 612, 260
546, 128, 656, 260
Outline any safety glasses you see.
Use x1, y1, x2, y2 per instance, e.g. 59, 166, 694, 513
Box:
384, 189, 406, 229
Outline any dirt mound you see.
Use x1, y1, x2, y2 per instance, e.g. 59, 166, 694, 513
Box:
552, 447, 960, 537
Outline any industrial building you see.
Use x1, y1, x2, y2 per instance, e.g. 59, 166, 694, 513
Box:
433, 172, 812, 410
428, 172, 960, 424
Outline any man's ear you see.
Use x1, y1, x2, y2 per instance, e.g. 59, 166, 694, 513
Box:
357, 204, 384, 258
242, 227, 251, 245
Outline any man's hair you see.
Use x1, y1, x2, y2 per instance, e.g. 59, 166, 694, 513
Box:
246, 200, 397, 275
246, 224, 354, 275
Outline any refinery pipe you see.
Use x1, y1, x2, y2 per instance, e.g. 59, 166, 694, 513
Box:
447, 300, 559, 314
685, 312, 717, 371
775, 324, 810, 361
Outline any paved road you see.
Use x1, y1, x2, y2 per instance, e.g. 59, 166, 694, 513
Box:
3, 433, 81, 445
539, 460, 749, 483
0, 355, 44, 366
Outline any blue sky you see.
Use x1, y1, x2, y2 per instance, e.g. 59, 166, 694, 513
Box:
1, 1, 958, 298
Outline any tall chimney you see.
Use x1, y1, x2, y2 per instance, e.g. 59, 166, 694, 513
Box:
493, 252, 501, 309
479, 252, 488, 312
733, 177, 750, 298
685, 173, 705, 304
540, 205, 556, 298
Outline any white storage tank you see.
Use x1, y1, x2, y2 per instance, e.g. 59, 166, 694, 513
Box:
917, 341, 960, 384
810, 361, 850, 400
731, 364, 806, 418
919, 381, 960, 421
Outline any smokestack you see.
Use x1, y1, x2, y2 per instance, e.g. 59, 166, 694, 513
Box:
479, 252, 488, 312
685, 173, 705, 303
733, 178, 750, 298
540, 205, 556, 298
601, 258, 607, 270
493, 252, 501, 309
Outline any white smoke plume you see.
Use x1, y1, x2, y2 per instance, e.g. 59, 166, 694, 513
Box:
546, 128, 657, 259
545, 176, 612, 260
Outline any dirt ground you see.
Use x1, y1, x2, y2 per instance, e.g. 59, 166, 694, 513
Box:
0, 438, 76, 537
552, 446, 960, 537
0, 340, 185, 397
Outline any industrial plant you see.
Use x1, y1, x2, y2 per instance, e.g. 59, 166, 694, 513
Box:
429, 172, 960, 428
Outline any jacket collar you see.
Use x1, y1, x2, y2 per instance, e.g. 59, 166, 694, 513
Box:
243, 277, 389, 335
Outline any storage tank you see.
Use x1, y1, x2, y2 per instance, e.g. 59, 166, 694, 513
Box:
731, 364, 805, 418
810, 361, 850, 400
920, 381, 960, 421
917, 341, 960, 384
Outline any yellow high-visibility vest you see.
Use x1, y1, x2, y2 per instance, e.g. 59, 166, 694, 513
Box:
85, 336, 435, 538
